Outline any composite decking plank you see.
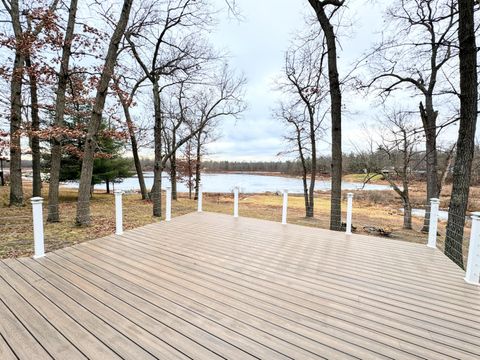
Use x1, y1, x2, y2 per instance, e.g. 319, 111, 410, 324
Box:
125, 226, 480, 340
0, 332, 16, 360
18, 257, 186, 360
47, 250, 281, 360
0, 275, 86, 359
75, 241, 391, 359
170, 214, 469, 282
163, 219, 480, 304
82, 239, 434, 360
116, 228, 480, 358
92, 229, 477, 356
150, 215, 477, 296
0, 298, 51, 360
0, 260, 121, 360
56, 246, 333, 360
1, 211, 479, 359
133, 223, 480, 320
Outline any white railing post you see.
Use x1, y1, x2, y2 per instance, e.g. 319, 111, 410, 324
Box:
282, 189, 288, 225
166, 186, 172, 222
346, 193, 353, 235
31, 197, 45, 258
197, 183, 203, 213
114, 190, 123, 235
427, 198, 440, 248
465, 212, 480, 285
234, 186, 239, 218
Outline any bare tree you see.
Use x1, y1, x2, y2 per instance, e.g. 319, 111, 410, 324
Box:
47, 0, 78, 222
444, 0, 477, 268
377, 110, 422, 230
191, 65, 246, 200
75, 0, 134, 225
0, 0, 59, 205
113, 73, 150, 200
276, 37, 328, 217
307, 0, 345, 230
364, 0, 458, 231
125, 0, 213, 217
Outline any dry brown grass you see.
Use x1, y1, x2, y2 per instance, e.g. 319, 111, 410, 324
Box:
0, 184, 472, 259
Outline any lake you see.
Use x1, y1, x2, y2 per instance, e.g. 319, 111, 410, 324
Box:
62, 172, 393, 194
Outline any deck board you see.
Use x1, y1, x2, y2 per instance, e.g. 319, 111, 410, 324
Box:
1, 211, 479, 359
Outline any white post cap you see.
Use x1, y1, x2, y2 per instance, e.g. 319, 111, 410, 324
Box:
430, 198, 440, 204
30, 197, 44, 204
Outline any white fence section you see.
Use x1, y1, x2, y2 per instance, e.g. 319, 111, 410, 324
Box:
346, 193, 353, 235
465, 212, 480, 285
427, 198, 440, 248
114, 190, 124, 235
31, 197, 45, 258
282, 189, 288, 225
233, 186, 239, 218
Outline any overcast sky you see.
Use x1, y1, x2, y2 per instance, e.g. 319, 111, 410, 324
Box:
0, 0, 462, 162
202, 0, 389, 161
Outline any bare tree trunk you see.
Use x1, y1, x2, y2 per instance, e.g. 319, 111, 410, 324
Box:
152, 80, 163, 218
194, 132, 202, 201
170, 131, 177, 201
308, 0, 343, 230
121, 101, 148, 200
8, 0, 24, 206
48, 0, 78, 222
25, 55, 42, 197
75, 0, 133, 225
106, 180, 110, 194
403, 197, 412, 230
420, 100, 440, 232
439, 145, 455, 190
445, 0, 477, 268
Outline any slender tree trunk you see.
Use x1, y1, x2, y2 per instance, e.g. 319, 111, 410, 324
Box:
48, 0, 78, 222
25, 55, 42, 197
106, 180, 110, 194
403, 197, 412, 230
194, 133, 202, 200
9, 53, 24, 206
420, 100, 440, 232
152, 80, 163, 218
308, 0, 343, 230
170, 131, 177, 200
307, 111, 317, 218
445, 0, 477, 268
76, 0, 133, 225
121, 101, 148, 200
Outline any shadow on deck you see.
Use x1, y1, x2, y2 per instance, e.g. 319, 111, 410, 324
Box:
0, 212, 479, 359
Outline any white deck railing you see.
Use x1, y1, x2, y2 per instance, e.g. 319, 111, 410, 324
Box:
29, 191, 480, 285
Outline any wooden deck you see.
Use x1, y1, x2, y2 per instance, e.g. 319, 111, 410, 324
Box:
0, 212, 479, 359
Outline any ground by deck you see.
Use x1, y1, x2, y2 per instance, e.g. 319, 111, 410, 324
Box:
0, 212, 479, 359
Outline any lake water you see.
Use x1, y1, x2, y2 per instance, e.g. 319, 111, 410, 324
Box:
62, 172, 393, 194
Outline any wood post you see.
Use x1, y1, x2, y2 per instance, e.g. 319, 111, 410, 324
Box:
234, 186, 239, 218
197, 183, 203, 213
282, 189, 288, 225
346, 193, 353, 235
166, 186, 172, 222
465, 212, 480, 285
114, 190, 123, 235
31, 197, 45, 258
427, 198, 440, 248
